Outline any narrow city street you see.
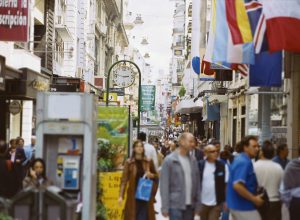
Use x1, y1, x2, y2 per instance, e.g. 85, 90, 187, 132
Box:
1, 0, 300, 220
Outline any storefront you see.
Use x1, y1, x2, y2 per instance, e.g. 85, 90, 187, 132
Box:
0, 59, 51, 143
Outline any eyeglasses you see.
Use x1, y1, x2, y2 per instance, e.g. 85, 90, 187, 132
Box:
208, 150, 218, 154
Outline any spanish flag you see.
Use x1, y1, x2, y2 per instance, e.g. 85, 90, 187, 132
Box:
226, 0, 253, 44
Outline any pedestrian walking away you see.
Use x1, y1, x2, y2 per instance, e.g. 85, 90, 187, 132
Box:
226, 136, 264, 220
254, 140, 283, 220
138, 132, 159, 171
160, 132, 201, 220
119, 140, 159, 220
198, 144, 228, 220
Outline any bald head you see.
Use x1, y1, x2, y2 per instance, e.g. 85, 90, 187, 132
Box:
204, 144, 218, 162
178, 132, 194, 152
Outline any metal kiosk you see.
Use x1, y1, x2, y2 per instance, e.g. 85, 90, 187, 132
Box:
35, 92, 97, 220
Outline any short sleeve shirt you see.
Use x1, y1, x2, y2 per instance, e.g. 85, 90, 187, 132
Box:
226, 153, 258, 211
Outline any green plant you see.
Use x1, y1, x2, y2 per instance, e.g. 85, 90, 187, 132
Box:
96, 202, 106, 220
178, 86, 186, 97
0, 213, 13, 220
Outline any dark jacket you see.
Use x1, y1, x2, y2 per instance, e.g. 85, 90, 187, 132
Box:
192, 148, 204, 161
198, 160, 226, 205
6, 147, 26, 164
160, 151, 201, 213
120, 158, 158, 220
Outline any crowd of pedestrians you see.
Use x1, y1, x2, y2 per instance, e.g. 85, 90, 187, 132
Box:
120, 131, 300, 220
0, 136, 50, 200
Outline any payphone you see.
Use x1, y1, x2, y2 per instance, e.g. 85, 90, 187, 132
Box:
35, 92, 97, 220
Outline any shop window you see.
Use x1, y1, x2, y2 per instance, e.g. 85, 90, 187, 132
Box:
241, 117, 245, 138
241, 106, 246, 115
233, 108, 237, 116
232, 118, 237, 146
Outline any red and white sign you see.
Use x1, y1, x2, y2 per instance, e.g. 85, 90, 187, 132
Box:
0, 0, 28, 42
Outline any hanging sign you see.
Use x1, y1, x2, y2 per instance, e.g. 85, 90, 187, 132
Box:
0, 0, 29, 42
141, 85, 156, 112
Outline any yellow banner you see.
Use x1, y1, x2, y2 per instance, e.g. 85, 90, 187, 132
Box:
100, 172, 126, 220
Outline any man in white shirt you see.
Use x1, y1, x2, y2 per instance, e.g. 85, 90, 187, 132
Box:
138, 132, 159, 170
198, 145, 228, 220
254, 140, 283, 220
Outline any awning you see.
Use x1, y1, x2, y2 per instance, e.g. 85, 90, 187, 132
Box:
175, 98, 203, 114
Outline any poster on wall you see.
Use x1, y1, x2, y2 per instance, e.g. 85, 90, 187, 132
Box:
0, 0, 29, 42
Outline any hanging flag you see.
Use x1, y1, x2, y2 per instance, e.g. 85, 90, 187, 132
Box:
244, 0, 268, 54
232, 64, 249, 77
226, 0, 253, 44
204, 0, 217, 64
200, 59, 216, 81
261, 0, 300, 52
249, 51, 282, 87
191, 0, 202, 75
212, 0, 255, 64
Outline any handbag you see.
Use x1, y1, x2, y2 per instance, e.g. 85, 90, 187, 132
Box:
135, 174, 153, 201
256, 186, 270, 218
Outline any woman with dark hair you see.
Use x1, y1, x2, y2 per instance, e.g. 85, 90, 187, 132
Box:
119, 140, 158, 220
23, 158, 52, 189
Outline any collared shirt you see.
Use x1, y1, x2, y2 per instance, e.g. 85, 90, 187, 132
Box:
227, 153, 258, 211
272, 156, 289, 170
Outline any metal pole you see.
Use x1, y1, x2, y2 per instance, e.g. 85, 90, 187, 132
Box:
260, 88, 271, 142
105, 60, 142, 133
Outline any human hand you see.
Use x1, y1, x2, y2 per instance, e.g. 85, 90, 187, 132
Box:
146, 171, 154, 179
223, 202, 229, 211
30, 168, 37, 179
162, 211, 169, 217
252, 194, 264, 207
16, 159, 21, 163
118, 197, 123, 206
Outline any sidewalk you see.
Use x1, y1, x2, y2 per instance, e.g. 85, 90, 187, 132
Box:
155, 191, 168, 220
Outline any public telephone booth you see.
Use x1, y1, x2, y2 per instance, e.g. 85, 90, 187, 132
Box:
35, 92, 97, 220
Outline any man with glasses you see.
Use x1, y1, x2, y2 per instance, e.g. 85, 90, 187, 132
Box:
198, 145, 228, 220
226, 136, 264, 220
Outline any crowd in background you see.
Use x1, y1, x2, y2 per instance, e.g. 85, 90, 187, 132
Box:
120, 131, 300, 220
0, 136, 50, 199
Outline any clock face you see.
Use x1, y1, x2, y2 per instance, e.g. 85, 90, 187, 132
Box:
113, 65, 135, 88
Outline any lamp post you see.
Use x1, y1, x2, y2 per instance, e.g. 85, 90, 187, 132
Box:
106, 60, 142, 134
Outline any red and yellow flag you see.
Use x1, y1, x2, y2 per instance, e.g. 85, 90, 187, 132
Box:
226, 0, 253, 44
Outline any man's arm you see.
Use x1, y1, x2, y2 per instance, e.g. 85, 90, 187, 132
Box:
160, 158, 170, 216
233, 182, 264, 207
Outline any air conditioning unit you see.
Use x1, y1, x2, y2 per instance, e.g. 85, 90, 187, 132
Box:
76, 67, 84, 78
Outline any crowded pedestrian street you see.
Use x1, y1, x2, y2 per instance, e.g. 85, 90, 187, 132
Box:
1, 0, 300, 220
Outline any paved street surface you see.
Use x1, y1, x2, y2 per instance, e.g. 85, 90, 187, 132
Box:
155, 190, 167, 220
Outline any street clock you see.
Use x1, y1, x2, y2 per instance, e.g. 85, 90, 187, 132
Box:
112, 65, 135, 88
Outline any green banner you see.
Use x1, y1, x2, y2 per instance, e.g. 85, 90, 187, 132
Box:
97, 106, 129, 166
141, 85, 156, 111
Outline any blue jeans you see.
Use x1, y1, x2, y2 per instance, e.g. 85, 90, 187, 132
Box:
169, 206, 194, 220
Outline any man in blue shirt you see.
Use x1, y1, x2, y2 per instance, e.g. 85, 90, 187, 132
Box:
272, 143, 289, 169
226, 136, 264, 220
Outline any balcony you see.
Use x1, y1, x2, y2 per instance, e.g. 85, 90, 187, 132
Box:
55, 16, 73, 41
